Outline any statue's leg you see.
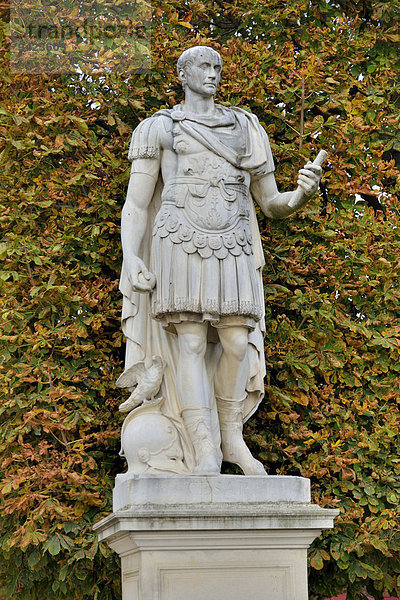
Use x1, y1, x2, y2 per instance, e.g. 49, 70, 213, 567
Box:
175, 321, 220, 475
215, 326, 266, 476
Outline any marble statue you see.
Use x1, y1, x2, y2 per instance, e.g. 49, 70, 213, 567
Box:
117, 46, 323, 476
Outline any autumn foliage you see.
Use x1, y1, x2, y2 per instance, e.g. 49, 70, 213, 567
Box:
0, 0, 399, 598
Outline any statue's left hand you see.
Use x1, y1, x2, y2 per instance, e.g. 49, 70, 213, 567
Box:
297, 162, 322, 198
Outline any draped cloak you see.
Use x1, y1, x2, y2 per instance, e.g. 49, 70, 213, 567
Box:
119, 105, 274, 470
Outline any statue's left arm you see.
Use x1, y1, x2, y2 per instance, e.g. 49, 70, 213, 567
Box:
250, 164, 322, 219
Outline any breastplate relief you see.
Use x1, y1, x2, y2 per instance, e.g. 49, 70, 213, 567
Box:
164, 152, 250, 229
154, 151, 253, 259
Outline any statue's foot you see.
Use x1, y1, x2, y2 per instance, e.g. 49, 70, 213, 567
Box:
222, 440, 267, 476
217, 396, 267, 476
182, 407, 221, 476
193, 451, 221, 476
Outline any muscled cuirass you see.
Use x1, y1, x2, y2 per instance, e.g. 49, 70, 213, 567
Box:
153, 124, 253, 260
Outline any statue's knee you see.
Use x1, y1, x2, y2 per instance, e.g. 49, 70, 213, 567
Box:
232, 338, 248, 362
222, 331, 248, 362
179, 333, 207, 357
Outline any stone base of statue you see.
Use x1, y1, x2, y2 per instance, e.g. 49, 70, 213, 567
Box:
94, 475, 338, 600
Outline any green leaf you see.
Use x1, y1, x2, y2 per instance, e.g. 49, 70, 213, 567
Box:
44, 536, 61, 556
27, 550, 41, 569
310, 552, 324, 570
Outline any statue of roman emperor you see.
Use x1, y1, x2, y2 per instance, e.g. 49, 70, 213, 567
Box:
118, 46, 322, 476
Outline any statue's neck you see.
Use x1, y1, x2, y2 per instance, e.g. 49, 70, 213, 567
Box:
183, 90, 215, 116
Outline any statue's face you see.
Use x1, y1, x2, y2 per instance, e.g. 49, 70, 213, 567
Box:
181, 51, 222, 98
148, 436, 187, 474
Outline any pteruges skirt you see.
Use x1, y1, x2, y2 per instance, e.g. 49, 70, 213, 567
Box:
150, 231, 264, 334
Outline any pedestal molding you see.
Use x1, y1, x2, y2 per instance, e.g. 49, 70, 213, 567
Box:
94, 475, 339, 600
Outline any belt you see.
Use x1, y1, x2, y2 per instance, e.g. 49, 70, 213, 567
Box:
164, 177, 248, 203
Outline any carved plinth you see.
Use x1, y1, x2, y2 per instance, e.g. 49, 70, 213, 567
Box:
94, 475, 338, 600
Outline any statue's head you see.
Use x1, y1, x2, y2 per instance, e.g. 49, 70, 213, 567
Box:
121, 409, 188, 474
177, 46, 223, 96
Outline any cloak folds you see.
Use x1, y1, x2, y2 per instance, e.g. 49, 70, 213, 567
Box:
119, 106, 274, 470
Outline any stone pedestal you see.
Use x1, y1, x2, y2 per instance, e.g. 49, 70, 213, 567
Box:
94, 475, 338, 600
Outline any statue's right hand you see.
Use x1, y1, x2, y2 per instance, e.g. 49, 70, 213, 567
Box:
126, 257, 156, 293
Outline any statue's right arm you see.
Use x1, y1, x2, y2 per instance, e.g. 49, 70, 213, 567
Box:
121, 157, 160, 293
